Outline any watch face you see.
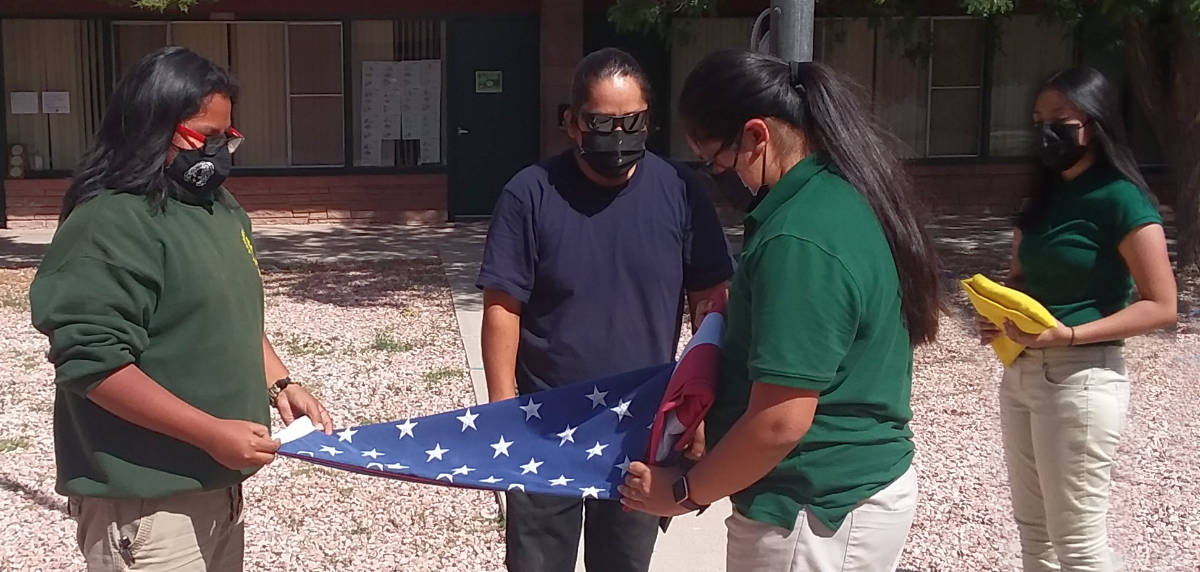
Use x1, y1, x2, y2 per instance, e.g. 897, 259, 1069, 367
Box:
672, 476, 688, 503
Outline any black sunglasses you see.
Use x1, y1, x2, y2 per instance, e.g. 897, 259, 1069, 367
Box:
580, 110, 649, 134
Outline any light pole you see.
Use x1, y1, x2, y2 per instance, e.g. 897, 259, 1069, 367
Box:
751, 0, 816, 62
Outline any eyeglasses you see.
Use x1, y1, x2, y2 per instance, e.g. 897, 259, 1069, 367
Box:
580, 110, 648, 134
175, 124, 244, 155
698, 139, 739, 175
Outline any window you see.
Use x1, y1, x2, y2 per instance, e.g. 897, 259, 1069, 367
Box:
928, 18, 982, 156
112, 21, 344, 168
872, 20, 930, 158
3, 19, 105, 173
989, 16, 1074, 156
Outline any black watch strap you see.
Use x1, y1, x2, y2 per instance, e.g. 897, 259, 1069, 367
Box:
672, 474, 706, 512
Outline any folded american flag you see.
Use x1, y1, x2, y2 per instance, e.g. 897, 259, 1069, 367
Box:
276, 306, 725, 500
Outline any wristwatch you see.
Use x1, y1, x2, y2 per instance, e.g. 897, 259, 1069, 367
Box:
267, 376, 298, 404
672, 473, 706, 512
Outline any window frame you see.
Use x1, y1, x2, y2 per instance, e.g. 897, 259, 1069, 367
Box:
101, 17, 448, 176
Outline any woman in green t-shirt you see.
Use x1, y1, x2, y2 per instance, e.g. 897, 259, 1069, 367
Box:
619, 50, 942, 571
977, 67, 1176, 571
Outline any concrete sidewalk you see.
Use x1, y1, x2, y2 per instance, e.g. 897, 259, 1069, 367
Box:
1, 222, 729, 571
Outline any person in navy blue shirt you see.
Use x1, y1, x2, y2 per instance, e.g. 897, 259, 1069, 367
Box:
477, 48, 734, 572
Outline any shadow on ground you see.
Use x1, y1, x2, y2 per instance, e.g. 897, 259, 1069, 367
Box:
0, 473, 65, 514
261, 259, 448, 308
0, 235, 49, 269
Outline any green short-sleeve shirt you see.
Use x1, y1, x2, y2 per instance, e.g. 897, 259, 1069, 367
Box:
1019, 164, 1162, 326
706, 156, 915, 532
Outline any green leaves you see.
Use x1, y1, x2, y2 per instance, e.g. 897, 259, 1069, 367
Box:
607, 0, 716, 35
130, 0, 202, 12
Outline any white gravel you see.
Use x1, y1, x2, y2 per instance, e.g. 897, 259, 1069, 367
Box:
2, 231, 1198, 571
0, 260, 504, 571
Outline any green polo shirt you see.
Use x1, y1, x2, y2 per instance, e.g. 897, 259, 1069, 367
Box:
1018, 164, 1162, 327
706, 155, 914, 532
30, 188, 270, 499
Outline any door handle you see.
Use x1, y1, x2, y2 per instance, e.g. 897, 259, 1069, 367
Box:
457, 127, 470, 135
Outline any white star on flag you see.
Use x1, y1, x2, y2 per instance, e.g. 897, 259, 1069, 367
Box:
361, 448, 384, 459
520, 458, 544, 475
490, 436, 513, 458
319, 445, 343, 457
395, 419, 417, 439
615, 456, 632, 477
425, 443, 449, 462
456, 409, 479, 432
556, 424, 578, 446
336, 427, 358, 443
586, 442, 609, 459
519, 399, 542, 421
272, 331, 706, 503
585, 386, 608, 409
610, 400, 632, 422
549, 475, 575, 487
452, 465, 476, 476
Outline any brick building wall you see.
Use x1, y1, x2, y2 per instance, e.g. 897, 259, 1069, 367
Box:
7, 164, 1173, 229
3, 174, 446, 228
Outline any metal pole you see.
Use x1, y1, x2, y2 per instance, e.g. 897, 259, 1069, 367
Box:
771, 0, 816, 62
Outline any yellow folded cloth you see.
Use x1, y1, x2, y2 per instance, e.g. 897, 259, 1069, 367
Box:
961, 274, 1058, 366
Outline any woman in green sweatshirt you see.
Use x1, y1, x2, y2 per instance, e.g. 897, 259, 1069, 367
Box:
29, 46, 333, 571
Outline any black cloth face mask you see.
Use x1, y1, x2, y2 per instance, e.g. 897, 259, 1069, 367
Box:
167, 142, 233, 197
1036, 121, 1088, 172
579, 130, 648, 179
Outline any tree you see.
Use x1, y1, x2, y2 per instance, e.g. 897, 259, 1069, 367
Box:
612, 0, 1200, 270
126, 0, 203, 10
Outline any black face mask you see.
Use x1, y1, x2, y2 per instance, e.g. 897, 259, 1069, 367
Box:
1036, 121, 1088, 173
579, 130, 647, 179
167, 144, 232, 197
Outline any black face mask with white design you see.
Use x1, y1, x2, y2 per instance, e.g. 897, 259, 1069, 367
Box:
166, 144, 232, 197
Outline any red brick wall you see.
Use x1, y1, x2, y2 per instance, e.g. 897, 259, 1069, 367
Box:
3, 166, 1174, 229
3, 174, 447, 229
708, 162, 1177, 225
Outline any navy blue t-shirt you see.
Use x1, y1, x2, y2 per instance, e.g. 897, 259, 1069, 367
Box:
477, 150, 734, 394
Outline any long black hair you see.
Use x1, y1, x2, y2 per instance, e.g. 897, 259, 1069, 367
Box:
680, 50, 941, 345
61, 46, 238, 221
1017, 67, 1155, 229
569, 48, 653, 112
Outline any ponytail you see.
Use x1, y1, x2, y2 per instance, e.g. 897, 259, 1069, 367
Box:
680, 50, 942, 345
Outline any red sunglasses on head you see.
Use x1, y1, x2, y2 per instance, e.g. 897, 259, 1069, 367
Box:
175, 124, 244, 155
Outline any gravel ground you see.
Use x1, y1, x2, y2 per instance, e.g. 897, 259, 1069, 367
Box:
0, 260, 504, 571
1, 219, 1198, 571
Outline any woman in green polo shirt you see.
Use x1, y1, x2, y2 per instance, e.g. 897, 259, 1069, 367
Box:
619, 50, 941, 571
976, 68, 1175, 571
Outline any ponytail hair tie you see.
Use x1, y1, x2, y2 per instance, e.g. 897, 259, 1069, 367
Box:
789, 61, 808, 96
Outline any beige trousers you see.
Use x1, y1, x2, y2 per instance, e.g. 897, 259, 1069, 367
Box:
70, 486, 244, 571
1000, 346, 1130, 572
725, 465, 918, 572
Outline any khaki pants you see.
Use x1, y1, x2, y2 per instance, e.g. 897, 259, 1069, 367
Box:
725, 465, 917, 572
69, 486, 244, 571
1000, 346, 1130, 572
